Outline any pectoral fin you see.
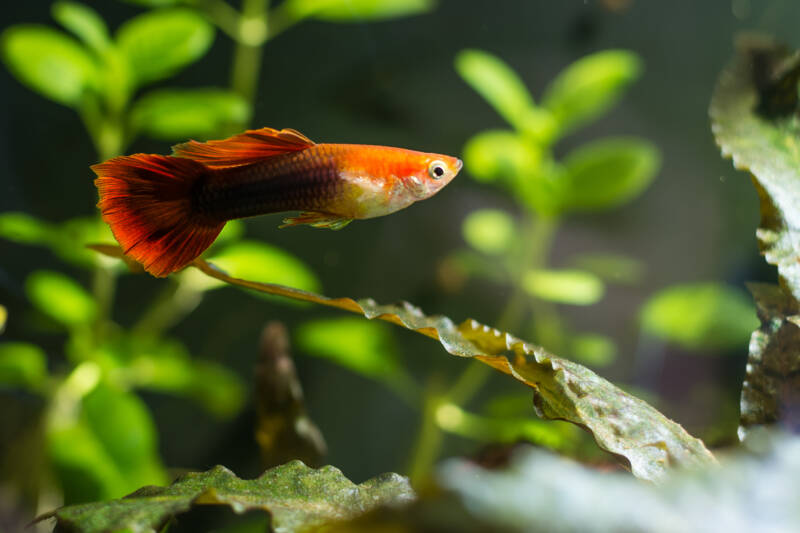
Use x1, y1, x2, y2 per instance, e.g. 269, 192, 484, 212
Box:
280, 212, 352, 230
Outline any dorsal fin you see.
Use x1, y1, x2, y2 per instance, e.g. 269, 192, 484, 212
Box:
171, 127, 315, 169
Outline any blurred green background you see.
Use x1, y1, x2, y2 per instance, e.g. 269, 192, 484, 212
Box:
1, 0, 796, 528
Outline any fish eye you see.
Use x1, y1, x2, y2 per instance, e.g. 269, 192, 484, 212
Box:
428, 160, 446, 180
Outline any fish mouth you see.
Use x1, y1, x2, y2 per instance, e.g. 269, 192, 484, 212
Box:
455, 158, 463, 172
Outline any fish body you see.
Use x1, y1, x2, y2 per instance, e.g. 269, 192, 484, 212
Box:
92, 127, 461, 277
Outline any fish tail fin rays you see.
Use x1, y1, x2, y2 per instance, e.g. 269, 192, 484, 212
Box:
280, 212, 352, 230
92, 154, 225, 277
171, 127, 315, 169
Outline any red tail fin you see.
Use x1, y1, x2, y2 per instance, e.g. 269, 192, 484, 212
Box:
92, 154, 224, 277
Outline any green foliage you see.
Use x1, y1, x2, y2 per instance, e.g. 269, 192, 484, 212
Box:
462, 130, 541, 184
710, 35, 800, 436
461, 209, 516, 255
640, 282, 757, 351
541, 49, 642, 134
295, 317, 414, 398
569, 333, 617, 367
116, 8, 214, 87
26, 270, 97, 328
177, 254, 714, 481
568, 252, 644, 285
0, 342, 48, 390
455, 50, 537, 135
710, 35, 800, 302
186, 240, 320, 298
130, 88, 251, 140
52, 1, 111, 53
44, 463, 414, 533
522, 269, 605, 306
561, 137, 659, 212
283, 0, 435, 22
1, 24, 98, 106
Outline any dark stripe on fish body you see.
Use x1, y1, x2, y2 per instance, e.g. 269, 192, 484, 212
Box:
192, 147, 343, 220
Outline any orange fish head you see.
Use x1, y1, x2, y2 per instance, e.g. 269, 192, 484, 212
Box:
402, 153, 462, 200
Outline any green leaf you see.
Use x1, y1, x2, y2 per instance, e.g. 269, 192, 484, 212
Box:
542, 49, 642, 134
0, 304, 6, 334
739, 283, 800, 438
640, 282, 758, 351
462, 130, 541, 183
461, 209, 516, 255
522, 269, 605, 306
53, 216, 115, 268
43, 462, 415, 533
1, 24, 98, 106
52, 1, 111, 53
295, 317, 413, 396
82, 384, 167, 490
710, 35, 800, 303
186, 240, 320, 298
561, 137, 659, 212
48, 421, 129, 504
283, 0, 434, 22
455, 49, 536, 133
568, 252, 645, 285
93, 245, 717, 481
25, 270, 97, 328
435, 401, 578, 452
116, 8, 213, 87
0, 212, 53, 244
122, 0, 181, 6
131, 88, 250, 140
570, 333, 617, 366
0, 342, 47, 390
123, 335, 245, 418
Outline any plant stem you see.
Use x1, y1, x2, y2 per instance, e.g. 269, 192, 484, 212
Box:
230, 0, 269, 109
406, 211, 561, 480
407, 378, 445, 485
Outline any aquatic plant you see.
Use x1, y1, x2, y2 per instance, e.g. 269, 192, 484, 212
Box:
2, 2, 799, 532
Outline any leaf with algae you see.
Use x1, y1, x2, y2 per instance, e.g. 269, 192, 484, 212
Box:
89, 245, 715, 481
710, 35, 800, 436
710, 35, 800, 302
39, 462, 414, 533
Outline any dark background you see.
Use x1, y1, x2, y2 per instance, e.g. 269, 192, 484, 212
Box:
1, 0, 796, 485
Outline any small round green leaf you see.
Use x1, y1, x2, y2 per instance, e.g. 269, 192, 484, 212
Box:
462, 130, 541, 183
25, 270, 97, 327
570, 333, 617, 366
522, 269, 605, 305
569, 252, 645, 285
131, 88, 250, 140
640, 282, 758, 351
0, 212, 54, 244
52, 1, 111, 53
295, 317, 403, 382
462, 209, 516, 255
116, 8, 213, 87
542, 49, 642, 134
283, 0, 434, 22
561, 137, 659, 212
0, 342, 47, 390
1, 25, 98, 106
456, 49, 535, 132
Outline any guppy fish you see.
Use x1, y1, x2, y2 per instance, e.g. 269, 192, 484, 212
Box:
92, 127, 461, 277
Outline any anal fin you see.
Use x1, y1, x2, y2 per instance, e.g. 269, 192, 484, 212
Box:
280, 212, 352, 230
